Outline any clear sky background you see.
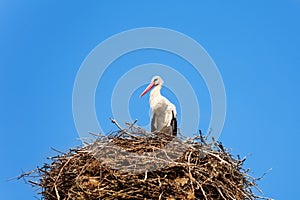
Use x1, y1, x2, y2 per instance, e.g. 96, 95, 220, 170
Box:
1, 1, 300, 199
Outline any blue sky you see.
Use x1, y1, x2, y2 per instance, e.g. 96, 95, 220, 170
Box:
1, 1, 300, 199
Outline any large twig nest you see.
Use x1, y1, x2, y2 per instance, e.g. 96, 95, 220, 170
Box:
23, 125, 270, 200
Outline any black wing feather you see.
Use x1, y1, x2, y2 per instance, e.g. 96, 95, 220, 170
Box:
171, 110, 177, 136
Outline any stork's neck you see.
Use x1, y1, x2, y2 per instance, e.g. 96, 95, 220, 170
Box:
149, 85, 162, 104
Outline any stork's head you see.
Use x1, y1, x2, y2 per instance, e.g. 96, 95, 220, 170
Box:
140, 76, 164, 97
151, 76, 164, 86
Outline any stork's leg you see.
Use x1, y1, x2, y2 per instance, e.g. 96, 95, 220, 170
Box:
151, 113, 157, 132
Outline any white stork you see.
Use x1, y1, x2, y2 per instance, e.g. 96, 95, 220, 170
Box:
140, 76, 177, 135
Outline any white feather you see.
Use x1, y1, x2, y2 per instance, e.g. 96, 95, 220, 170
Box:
149, 83, 177, 132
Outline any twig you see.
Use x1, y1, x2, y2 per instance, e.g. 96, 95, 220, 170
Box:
205, 128, 213, 140
88, 132, 102, 137
50, 147, 66, 155
199, 130, 207, 145
110, 118, 123, 130
126, 119, 138, 129
144, 170, 148, 181
54, 184, 60, 200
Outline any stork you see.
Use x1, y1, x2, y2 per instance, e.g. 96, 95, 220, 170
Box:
140, 76, 177, 135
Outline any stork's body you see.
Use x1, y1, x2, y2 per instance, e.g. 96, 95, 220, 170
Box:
140, 76, 177, 135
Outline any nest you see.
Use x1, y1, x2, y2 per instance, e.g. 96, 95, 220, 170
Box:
23, 123, 270, 200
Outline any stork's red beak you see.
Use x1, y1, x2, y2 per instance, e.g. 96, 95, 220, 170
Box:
140, 82, 155, 97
